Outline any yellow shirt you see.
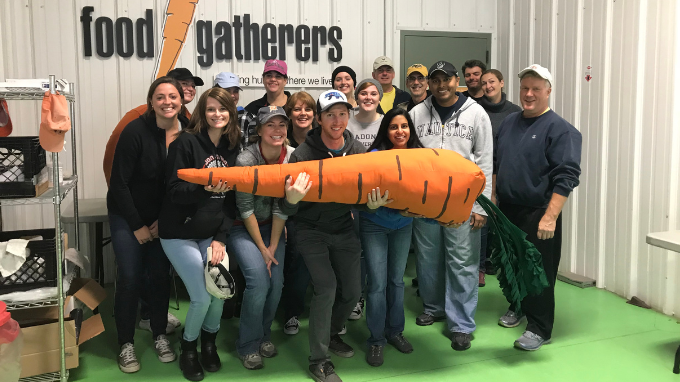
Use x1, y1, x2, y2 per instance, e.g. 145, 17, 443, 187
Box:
380, 88, 396, 113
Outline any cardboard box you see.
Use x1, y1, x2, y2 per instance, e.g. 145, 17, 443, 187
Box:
12, 278, 107, 378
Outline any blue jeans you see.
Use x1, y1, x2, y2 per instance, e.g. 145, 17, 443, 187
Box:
412, 217, 481, 334
227, 224, 285, 356
109, 214, 170, 345
161, 238, 224, 341
360, 217, 412, 346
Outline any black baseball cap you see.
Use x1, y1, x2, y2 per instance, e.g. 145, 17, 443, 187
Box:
428, 61, 458, 78
167, 68, 204, 86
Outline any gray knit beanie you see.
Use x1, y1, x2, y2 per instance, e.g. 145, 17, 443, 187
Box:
354, 78, 383, 101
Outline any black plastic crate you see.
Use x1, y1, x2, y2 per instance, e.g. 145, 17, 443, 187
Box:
0, 229, 58, 295
0, 136, 47, 198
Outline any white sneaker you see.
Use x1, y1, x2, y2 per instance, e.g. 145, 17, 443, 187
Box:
139, 317, 176, 335
348, 297, 364, 321
154, 334, 176, 363
284, 316, 300, 335
168, 312, 181, 328
339, 325, 347, 335
118, 343, 140, 373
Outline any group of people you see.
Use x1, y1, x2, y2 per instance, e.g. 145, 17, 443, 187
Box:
104, 54, 582, 382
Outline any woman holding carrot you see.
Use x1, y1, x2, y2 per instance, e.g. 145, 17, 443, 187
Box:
107, 77, 187, 374
361, 108, 424, 367
228, 106, 295, 370
158, 88, 241, 381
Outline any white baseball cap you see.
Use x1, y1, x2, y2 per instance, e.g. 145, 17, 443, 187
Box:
204, 247, 236, 300
317, 90, 353, 114
518, 64, 553, 86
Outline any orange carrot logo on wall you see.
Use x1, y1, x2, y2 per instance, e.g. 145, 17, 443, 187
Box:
153, 0, 199, 79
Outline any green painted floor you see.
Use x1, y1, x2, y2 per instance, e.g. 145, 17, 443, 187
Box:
72, 259, 680, 382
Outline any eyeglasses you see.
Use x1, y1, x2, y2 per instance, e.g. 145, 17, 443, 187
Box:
407, 76, 426, 82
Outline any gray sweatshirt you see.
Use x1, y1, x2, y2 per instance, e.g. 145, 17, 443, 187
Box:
235, 143, 294, 222
409, 95, 493, 216
346, 114, 384, 149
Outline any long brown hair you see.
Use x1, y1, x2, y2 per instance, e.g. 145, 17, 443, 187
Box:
144, 77, 184, 117
184, 88, 240, 149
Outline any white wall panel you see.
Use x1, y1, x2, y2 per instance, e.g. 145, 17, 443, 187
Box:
0, 0, 498, 282
498, 0, 680, 317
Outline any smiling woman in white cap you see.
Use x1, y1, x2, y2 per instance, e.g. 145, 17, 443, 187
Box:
277, 90, 391, 382
158, 87, 241, 381
227, 106, 296, 370
494, 64, 582, 351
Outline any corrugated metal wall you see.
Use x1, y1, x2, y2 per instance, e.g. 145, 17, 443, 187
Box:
497, 0, 680, 316
0, 0, 497, 281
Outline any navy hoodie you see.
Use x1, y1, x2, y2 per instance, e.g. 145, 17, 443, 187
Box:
158, 128, 240, 244
107, 113, 188, 231
494, 109, 582, 208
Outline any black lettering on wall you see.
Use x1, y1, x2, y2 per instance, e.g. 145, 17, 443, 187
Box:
233, 15, 243, 60
311, 26, 327, 62
196, 20, 214, 67
328, 26, 342, 62
95, 17, 114, 57
136, 9, 154, 58
215, 21, 232, 60
261, 23, 277, 60
278, 24, 294, 60
115, 17, 134, 58
80, 6, 94, 57
295, 25, 310, 61
243, 14, 260, 60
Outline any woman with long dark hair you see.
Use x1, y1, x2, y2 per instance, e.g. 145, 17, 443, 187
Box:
108, 77, 188, 374
159, 87, 241, 381
362, 108, 424, 367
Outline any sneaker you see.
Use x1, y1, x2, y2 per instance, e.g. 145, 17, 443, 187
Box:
259, 341, 278, 358
498, 310, 525, 328
415, 313, 444, 326
451, 332, 472, 351
118, 343, 140, 373
239, 353, 263, 370
514, 330, 551, 351
154, 335, 177, 362
309, 361, 342, 382
348, 297, 364, 320
479, 272, 486, 287
168, 312, 181, 328
338, 325, 347, 335
387, 333, 413, 354
284, 316, 300, 335
139, 318, 176, 335
411, 278, 419, 287
329, 334, 354, 358
366, 345, 384, 367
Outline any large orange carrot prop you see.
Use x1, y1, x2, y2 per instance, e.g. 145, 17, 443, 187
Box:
178, 148, 486, 224
153, 0, 199, 79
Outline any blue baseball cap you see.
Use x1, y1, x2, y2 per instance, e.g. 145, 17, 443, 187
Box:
214, 72, 242, 90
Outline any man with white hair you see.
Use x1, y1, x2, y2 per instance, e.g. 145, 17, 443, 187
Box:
493, 64, 582, 351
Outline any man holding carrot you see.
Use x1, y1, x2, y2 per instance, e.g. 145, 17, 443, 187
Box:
279, 90, 391, 382
408, 61, 493, 352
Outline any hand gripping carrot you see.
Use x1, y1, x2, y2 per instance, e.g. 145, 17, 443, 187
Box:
177, 148, 486, 225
